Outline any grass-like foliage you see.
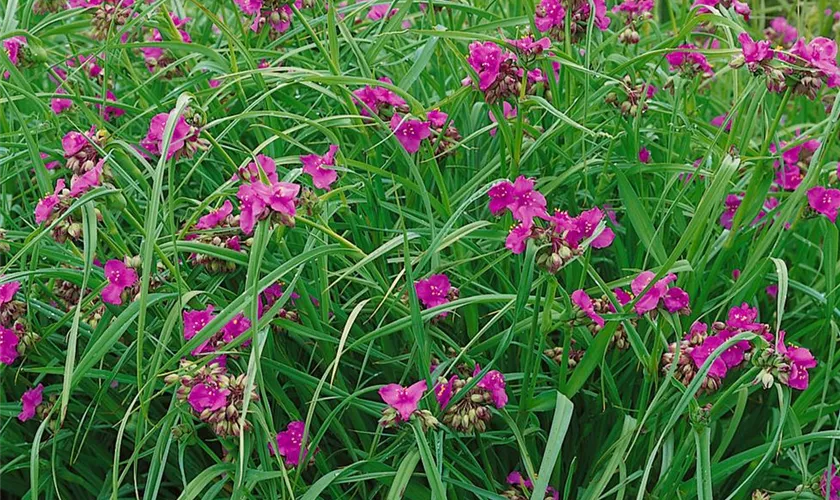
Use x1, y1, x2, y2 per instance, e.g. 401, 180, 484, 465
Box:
2, 0, 840, 497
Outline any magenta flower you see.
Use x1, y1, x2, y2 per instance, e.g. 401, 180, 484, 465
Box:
234, 0, 262, 15
505, 223, 532, 254
0, 326, 20, 365
822, 466, 840, 500
390, 115, 431, 153
639, 147, 651, 164
473, 364, 508, 408
807, 186, 840, 222
766, 284, 779, 298
738, 32, 772, 66
68, 160, 103, 197
769, 17, 798, 46
188, 383, 230, 412
415, 274, 452, 310
666, 44, 714, 76
35, 179, 66, 224
692, 0, 749, 20
663, 287, 690, 313
775, 330, 817, 390
791, 37, 840, 87
51, 89, 72, 115
18, 384, 44, 422
630, 271, 679, 315
273, 421, 312, 466
427, 109, 448, 128
300, 144, 339, 190
379, 380, 426, 421
688, 335, 728, 378
94, 90, 124, 122
352, 77, 406, 116
466, 41, 504, 91
488, 176, 549, 224
184, 305, 216, 354
62, 130, 89, 158
507, 471, 560, 500
489, 102, 517, 137
140, 112, 200, 159
710, 113, 732, 132
509, 35, 551, 56
571, 289, 604, 327
236, 178, 300, 234
434, 375, 456, 408
194, 200, 234, 230
0, 280, 20, 305
566, 207, 615, 248
221, 313, 251, 343
534, 0, 566, 32
101, 259, 138, 305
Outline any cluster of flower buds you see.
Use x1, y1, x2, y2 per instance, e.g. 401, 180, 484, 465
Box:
0, 281, 40, 366
352, 77, 409, 121
90, 0, 134, 41
666, 44, 714, 78
604, 76, 656, 116
465, 41, 532, 105
63, 128, 107, 176
436, 365, 507, 434
752, 330, 817, 391
661, 323, 726, 394
530, 208, 615, 273
167, 359, 260, 437
141, 108, 209, 161
544, 342, 584, 368
140, 15, 191, 77
612, 0, 653, 44
425, 109, 461, 158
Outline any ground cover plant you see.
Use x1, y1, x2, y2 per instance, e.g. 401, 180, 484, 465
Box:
1, 0, 840, 497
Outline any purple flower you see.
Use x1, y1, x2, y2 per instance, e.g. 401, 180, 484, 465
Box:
18, 384, 44, 422
184, 305, 216, 354
35, 179, 65, 224
505, 222, 533, 254
379, 380, 427, 421
415, 274, 452, 310
221, 313, 251, 343
140, 112, 199, 159
775, 330, 817, 390
566, 207, 615, 248
427, 109, 448, 128
68, 160, 103, 197
0, 280, 20, 305
51, 89, 72, 115
272, 421, 312, 466
62, 130, 88, 157
638, 147, 651, 164
188, 383, 230, 412
727, 303, 759, 330
769, 17, 798, 45
822, 466, 840, 500
300, 144, 339, 190
710, 113, 732, 132
473, 364, 508, 408
0, 326, 19, 365
791, 37, 840, 87
488, 176, 549, 224
630, 271, 677, 315
688, 335, 728, 378
489, 102, 517, 137
662, 287, 690, 313
666, 44, 714, 76
195, 200, 234, 230
390, 115, 431, 153
234, 0, 262, 15
509, 35, 551, 56
534, 0, 566, 32
807, 186, 840, 222
738, 32, 772, 65
466, 41, 504, 91
571, 289, 604, 327
101, 259, 138, 305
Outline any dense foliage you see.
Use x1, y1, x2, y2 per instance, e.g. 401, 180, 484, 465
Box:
1, 0, 840, 498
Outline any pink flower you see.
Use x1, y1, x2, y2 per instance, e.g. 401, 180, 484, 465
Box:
769, 17, 798, 46
101, 259, 138, 305
379, 380, 426, 421
466, 41, 504, 91
188, 383, 230, 412
62, 130, 89, 157
726, 303, 760, 330
236, 178, 299, 234
51, 89, 72, 115
612, 0, 653, 17
35, 179, 66, 224
791, 37, 840, 87
184, 305, 216, 354
140, 112, 199, 159
692, 0, 749, 20
427, 109, 448, 128
666, 44, 714, 76
434, 376, 456, 408
0, 281, 20, 305
566, 207, 615, 248
390, 115, 431, 153
505, 222, 532, 254
367, 3, 397, 20
272, 421, 312, 466
18, 384, 44, 422
738, 32, 773, 65
69, 160, 103, 197
352, 77, 406, 116
488, 176, 548, 223
638, 147, 651, 164
95, 90, 124, 121
507, 471, 560, 500
300, 144, 339, 190
534, 0, 566, 32
775, 330, 816, 390
195, 200, 233, 230
235, 0, 262, 15
807, 186, 840, 222
571, 289, 604, 327
489, 102, 517, 137
415, 274, 451, 310
766, 284, 778, 298
710, 113, 732, 132
473, 364, 507, 408
662, 287, 690, 313
0, 326, 20, 365
688, 335, 728, 378
221, 313, 251, 343
630, 271, 677, 314
822, 466, 840, 500
240, 154, 279, 183
509, 35, 551, 56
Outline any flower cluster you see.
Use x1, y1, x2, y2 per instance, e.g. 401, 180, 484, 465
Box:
378, 380, 438, 430
612, 0, 654, 44
414, 274, 459, 317
436, 365, 507, 433
0, 280, 36, 366
692, 0, 750, 21
604, 75, 656, 116
464, 39, 557, 106
167, 359, 260, 437
570, 289, 636, 349
615, 271, 690, 316
534, 0, 609, 43
666, 44, 714, 78
186, 201, 245, 273
141, 14, 192, 74
352, 77, 408, 119
502, 471, 559, 500
140, 108, 209, 160
753, 330, 817, 390
236, 155, 301, 234
182, 305, 251, 357
235, 0, 306, 36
